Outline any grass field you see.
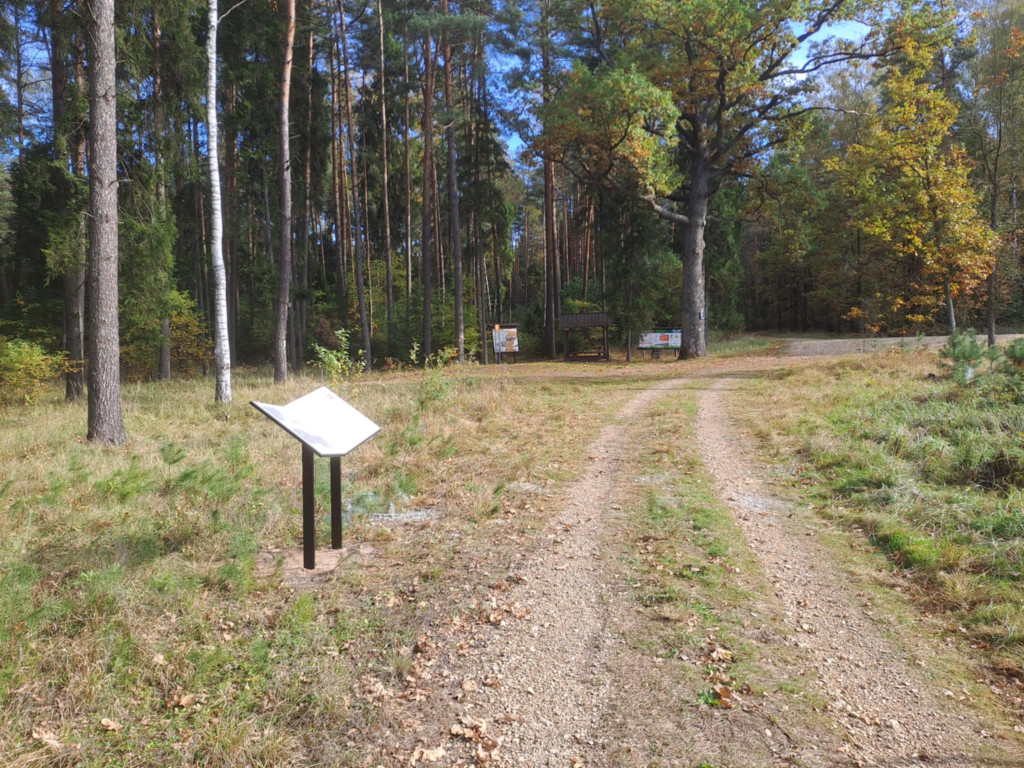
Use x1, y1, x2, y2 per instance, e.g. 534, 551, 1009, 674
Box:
749, 348, 1024, 678
0, 360, 646, 767
6, 333, 1020, 764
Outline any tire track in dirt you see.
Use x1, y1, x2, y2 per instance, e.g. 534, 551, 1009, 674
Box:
696, 374, 1011, 767
414, 379, 689, 768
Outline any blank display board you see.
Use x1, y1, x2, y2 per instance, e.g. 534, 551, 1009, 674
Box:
251, 386, 380, 457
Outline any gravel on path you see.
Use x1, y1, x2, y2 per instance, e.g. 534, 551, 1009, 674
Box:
696, 375, 1007, 767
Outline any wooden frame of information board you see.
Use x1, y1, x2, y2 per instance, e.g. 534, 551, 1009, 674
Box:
251, 387, 380, 570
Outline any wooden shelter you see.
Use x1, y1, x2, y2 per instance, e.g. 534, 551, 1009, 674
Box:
559, 312, 610, 361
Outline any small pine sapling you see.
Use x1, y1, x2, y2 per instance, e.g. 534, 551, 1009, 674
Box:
939, 330, 997, 385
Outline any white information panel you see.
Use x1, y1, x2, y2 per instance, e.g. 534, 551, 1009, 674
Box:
492, 326, 519, 355
638, 330, 682, 349
252, 387, 380, 457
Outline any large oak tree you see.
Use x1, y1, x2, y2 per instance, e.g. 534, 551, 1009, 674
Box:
541, 0, 885, 357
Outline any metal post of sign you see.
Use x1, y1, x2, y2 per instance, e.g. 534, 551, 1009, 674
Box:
302, 444, 315, 570
330, 456, 342, 550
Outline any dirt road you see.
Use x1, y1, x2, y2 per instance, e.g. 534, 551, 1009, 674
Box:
379, 351, 1023, 768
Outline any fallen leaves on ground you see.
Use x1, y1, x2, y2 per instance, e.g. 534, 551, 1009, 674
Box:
409, 745, 446, 764
31, 726, 62, 751
449, 715, 504, 764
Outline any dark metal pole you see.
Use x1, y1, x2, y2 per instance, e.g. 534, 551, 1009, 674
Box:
330, 456, 342, 550
302, 444, 315, 569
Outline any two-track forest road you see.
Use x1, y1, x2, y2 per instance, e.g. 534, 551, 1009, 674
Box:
376, 349, 1023, 768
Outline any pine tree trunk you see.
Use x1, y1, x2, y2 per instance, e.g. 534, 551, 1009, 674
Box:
475, 214, 489, 365
340, 0, 372, 371
421, 21, 436, 358
274, 0, 296, 382
482, 79, 501, 324
552, 192, 561, 322
207, 0, 232, 401
435, 161, 444, 299
299, 16, 314, 364
469, 33, 487, 364
361, 152, 374, 327
378, 0, 395, 357
50, 0, 86, 401
443, 7, 464, 362
511, 211, 520, 313
403, 14, 413, 302
328, 35, 348, 315
86, 0, 125, 445
583, 197, 593, 299
541, 0, 556, 357
523, 208, 530, 308
543, 158, 556, 357
154, 2, 172, 380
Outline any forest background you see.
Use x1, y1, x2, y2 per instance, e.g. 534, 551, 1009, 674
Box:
0, 0, 1021, 416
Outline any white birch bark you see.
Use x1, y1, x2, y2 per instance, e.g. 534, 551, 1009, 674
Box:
207, 0, 232, 402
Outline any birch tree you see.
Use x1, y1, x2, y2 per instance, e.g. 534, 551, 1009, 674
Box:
207, 0, 231, 401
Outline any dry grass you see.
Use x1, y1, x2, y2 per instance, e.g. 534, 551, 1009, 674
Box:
0, 361, 641, 767
0, 336, 809, 765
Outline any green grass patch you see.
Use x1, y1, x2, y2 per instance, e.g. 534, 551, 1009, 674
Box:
623, 395, 786, 694
706, 333, 781, 358
753, 350, 1024, 671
